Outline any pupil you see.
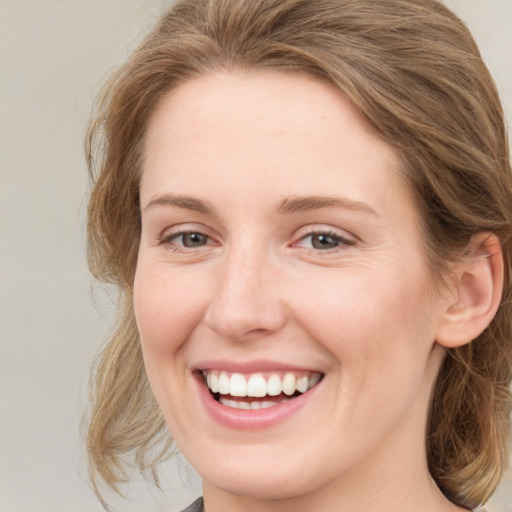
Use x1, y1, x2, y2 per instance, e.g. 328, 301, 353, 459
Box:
312, 234, 338, 250
183, 233, 206, 247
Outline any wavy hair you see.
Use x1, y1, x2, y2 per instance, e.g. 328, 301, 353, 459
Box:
85, 0, 512, 508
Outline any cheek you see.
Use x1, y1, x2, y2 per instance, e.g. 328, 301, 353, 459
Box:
134, 263, 201, 350
133, 263, 204, 417
296, 271, 438, 447
295, 267, 437, 380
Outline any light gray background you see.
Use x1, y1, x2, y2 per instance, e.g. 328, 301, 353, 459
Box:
1, 1, 511, 511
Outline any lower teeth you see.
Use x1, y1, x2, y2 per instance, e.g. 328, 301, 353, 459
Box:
218, 395, 294, 409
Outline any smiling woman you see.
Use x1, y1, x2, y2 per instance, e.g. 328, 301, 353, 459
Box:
85, 1, 512, 512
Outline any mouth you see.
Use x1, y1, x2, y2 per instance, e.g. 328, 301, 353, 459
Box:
200, 370, 323, 410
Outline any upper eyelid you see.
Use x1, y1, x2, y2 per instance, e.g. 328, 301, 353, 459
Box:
158, 222, 216, 239
293, 224, 357, 242
154, 222, 358, 246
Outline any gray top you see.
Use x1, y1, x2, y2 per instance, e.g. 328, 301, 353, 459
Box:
180, 497, 204, 512
180, 496, 487, 511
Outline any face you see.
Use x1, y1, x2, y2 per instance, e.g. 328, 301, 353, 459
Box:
134, 70, 449, 505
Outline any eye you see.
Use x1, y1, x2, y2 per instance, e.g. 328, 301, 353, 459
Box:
176, 232, 209, 248
160, 230, 213, 249
306, 233, 342, 250
295, 229, 356, 252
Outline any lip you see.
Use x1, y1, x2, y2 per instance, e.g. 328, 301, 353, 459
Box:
193, 359, 320, 374
192, 364, 323, 431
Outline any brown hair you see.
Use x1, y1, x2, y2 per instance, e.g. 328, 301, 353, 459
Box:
86, 0, 512, 508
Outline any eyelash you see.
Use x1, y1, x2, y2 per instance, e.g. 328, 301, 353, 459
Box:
157, 227, 356, 254
293, 228, 356, 253
157, 230, 216, 251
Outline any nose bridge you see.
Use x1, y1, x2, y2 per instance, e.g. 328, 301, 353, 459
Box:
204, 241, 285, 341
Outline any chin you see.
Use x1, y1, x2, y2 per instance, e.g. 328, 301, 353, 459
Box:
204, 466, 311, 502
190, 440, 340, 504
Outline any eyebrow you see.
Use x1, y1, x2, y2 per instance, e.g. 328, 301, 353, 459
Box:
276, 196, 378, 216
143, 193, 378, 217
143, 194, 213, 214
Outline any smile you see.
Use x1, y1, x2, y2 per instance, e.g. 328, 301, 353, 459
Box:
201, 370, 323, 410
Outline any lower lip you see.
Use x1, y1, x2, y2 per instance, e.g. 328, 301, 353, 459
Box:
194, 373, 320, 430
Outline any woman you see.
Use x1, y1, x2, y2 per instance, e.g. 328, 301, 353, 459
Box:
85, 1, 512, 511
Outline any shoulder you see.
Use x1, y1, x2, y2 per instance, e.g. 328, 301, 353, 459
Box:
180, 497, 204, 512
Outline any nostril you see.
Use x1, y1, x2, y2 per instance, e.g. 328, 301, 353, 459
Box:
241, 327, 271, 338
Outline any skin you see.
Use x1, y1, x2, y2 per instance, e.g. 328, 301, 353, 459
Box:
134, 70, 471, 512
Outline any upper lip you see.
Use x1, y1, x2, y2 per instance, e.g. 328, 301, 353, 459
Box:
193, 359, 323, 374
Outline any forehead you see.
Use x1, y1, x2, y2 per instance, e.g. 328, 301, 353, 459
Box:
141, 69, 411, 219
145, 69, 391, 158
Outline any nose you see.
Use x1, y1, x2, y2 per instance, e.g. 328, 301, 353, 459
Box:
203, 247, 287, 342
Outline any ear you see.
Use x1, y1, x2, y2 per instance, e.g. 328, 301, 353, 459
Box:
436, 233, 504, 348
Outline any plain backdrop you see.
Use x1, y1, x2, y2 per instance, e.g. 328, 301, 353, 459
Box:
1, 1, 511, 511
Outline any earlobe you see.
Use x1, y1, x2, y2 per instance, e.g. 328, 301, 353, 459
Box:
436, 233, 503, 348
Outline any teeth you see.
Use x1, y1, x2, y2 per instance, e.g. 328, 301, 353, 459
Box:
218, 372, 230, 394
210, 371, 219, 393
218, 396, 293, 410
308, 372, 321, 388
266, 374, 282, 396
230, 373, 247, 397
296, 375, 308, 393
282, 373, 296, 396
247, 374, 267, 397
203, 369, 322, 399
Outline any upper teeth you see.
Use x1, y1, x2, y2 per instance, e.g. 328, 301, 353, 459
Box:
203, 370, 322, 397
